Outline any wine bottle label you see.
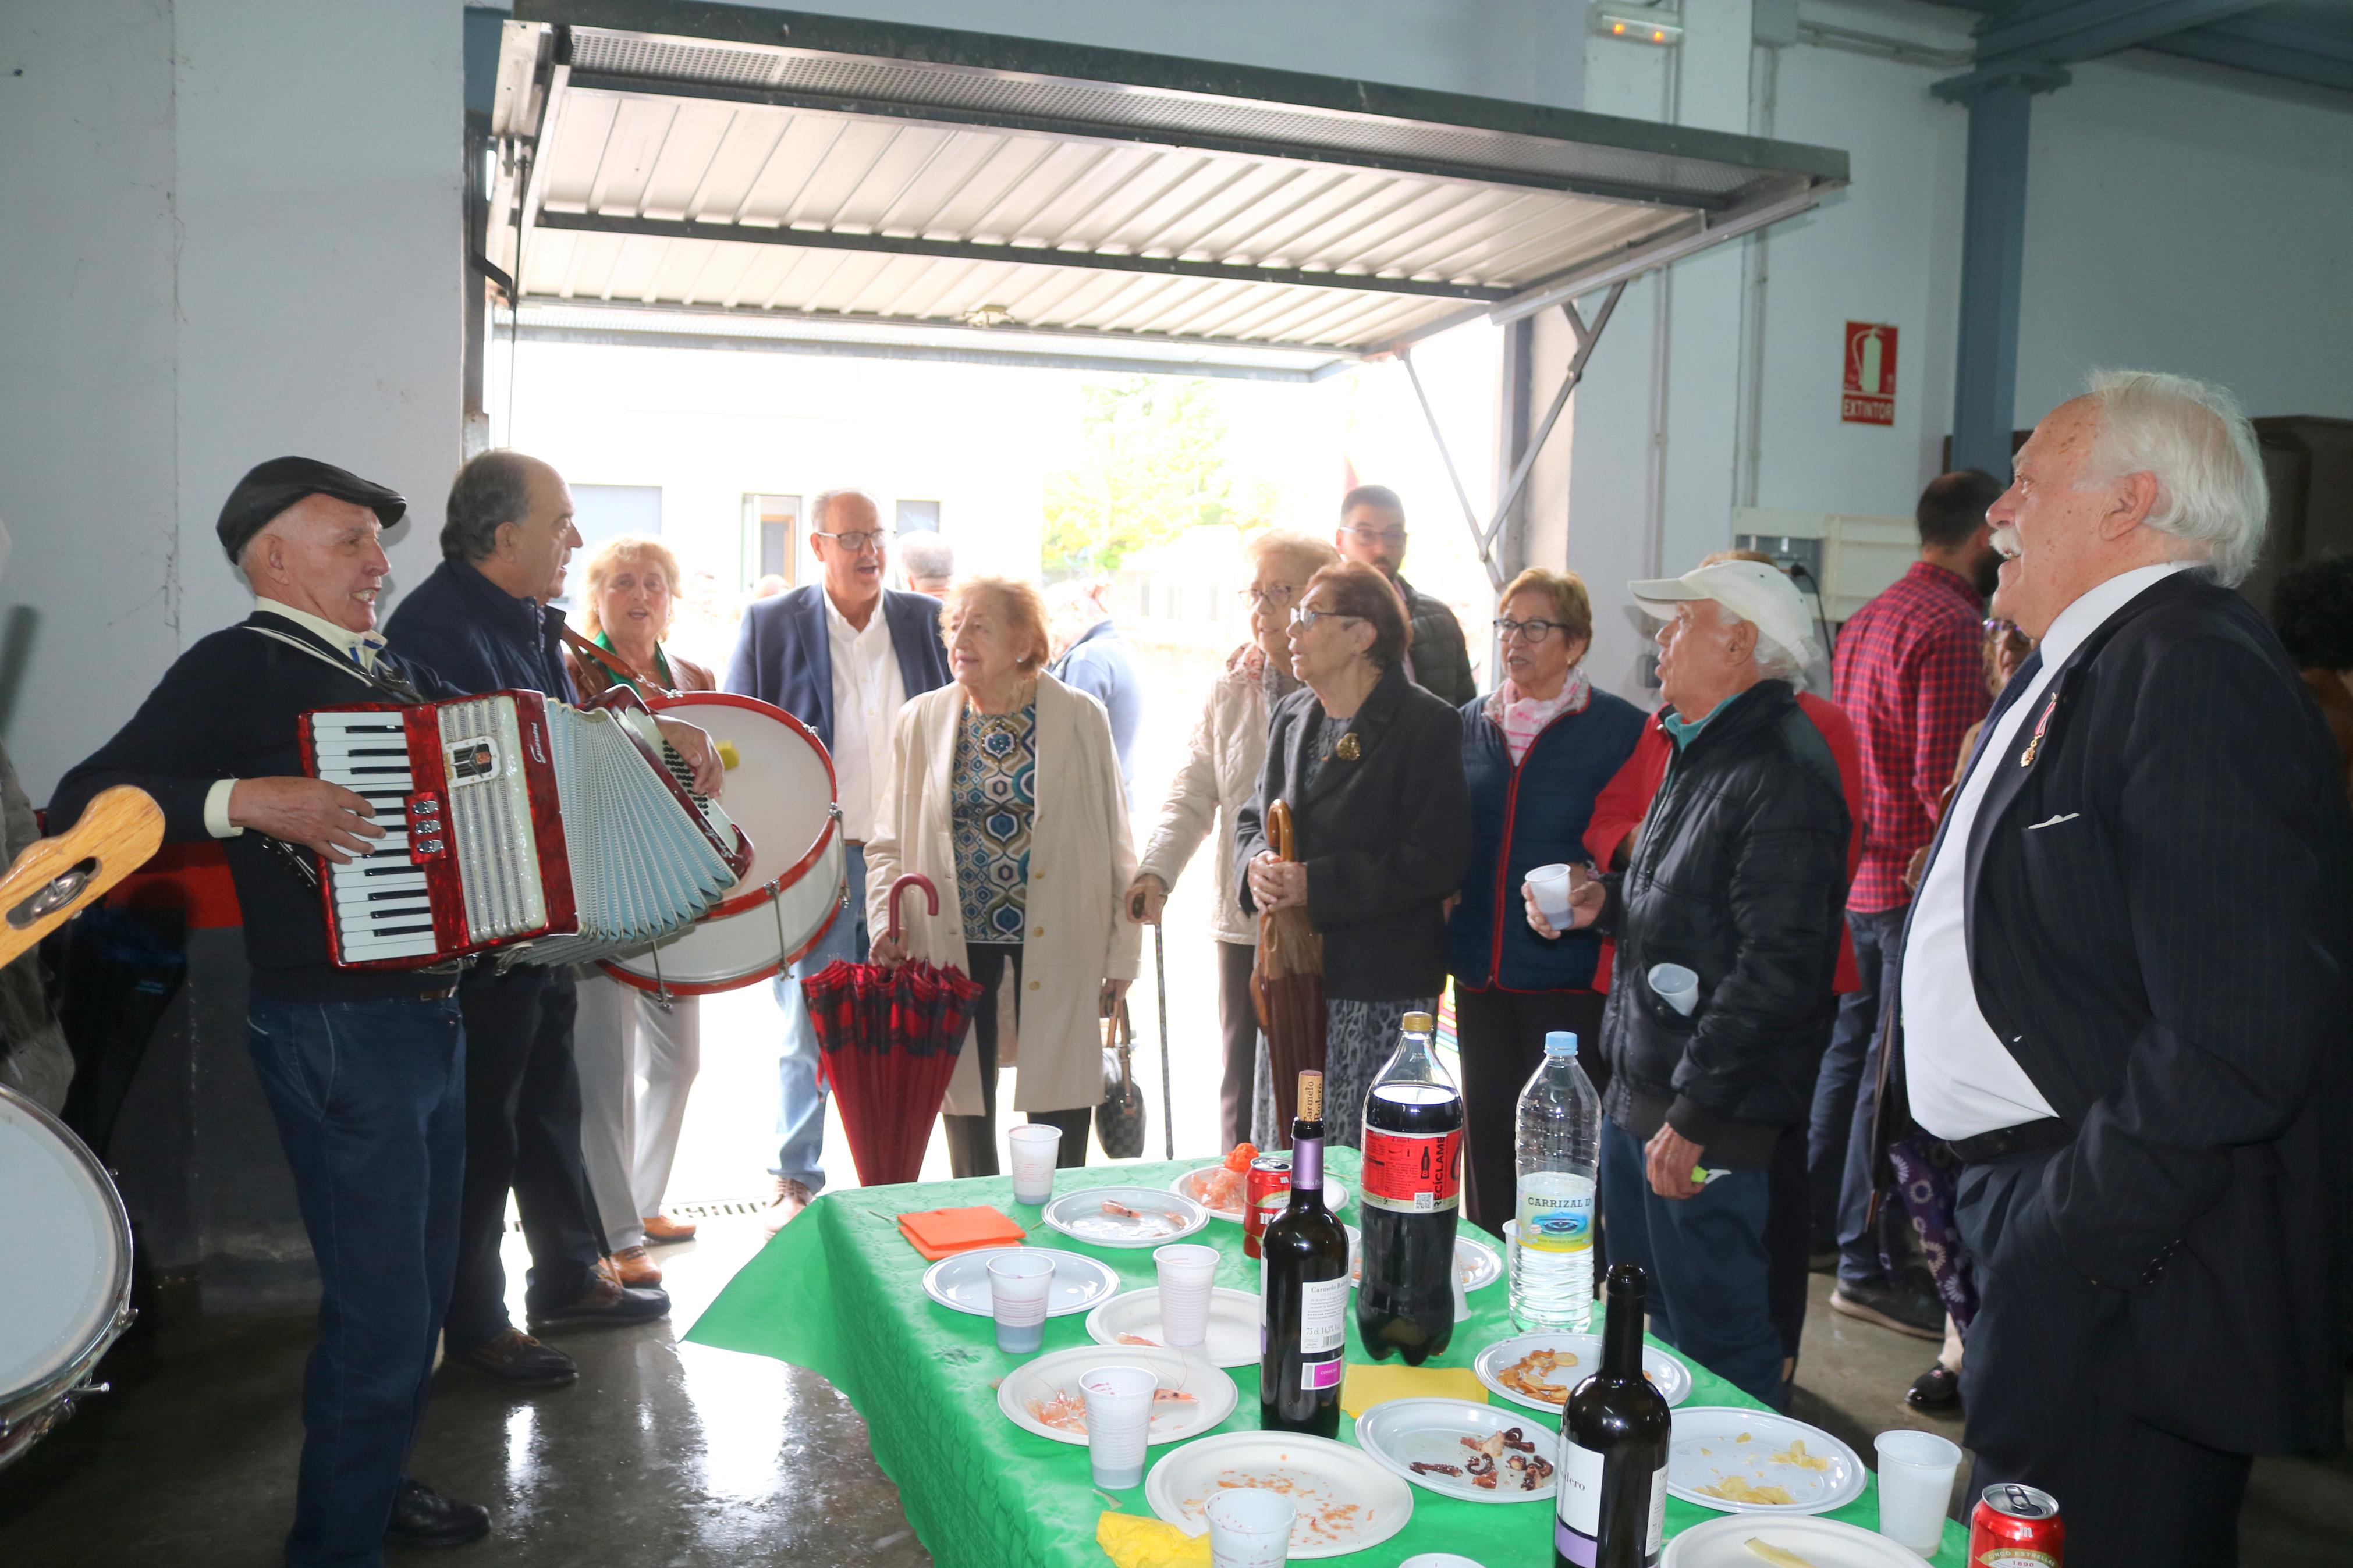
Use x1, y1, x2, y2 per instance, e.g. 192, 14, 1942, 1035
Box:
1297, 1275, 1347, 1353
1360, 1126, 1463, 1213
1554, 1442, 1665, 1567
1518, 1171, 1595, 1254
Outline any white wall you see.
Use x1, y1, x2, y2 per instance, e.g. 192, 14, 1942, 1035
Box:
0, 0, 464, 799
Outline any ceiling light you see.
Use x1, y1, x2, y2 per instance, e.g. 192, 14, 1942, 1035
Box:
1592, 3, 1684, 46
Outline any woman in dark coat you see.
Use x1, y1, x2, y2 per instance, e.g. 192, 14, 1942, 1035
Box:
1234, 561, 1471, 1147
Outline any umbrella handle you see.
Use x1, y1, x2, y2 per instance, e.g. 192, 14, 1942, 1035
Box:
887, 874, 939, 943
1270, 799, 1296, 863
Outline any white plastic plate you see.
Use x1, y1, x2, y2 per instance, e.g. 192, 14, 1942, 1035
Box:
1473, 1331, 1692, 1411
1663, 1512, 1925, 1566
1666, 1406, 1867, 1516
1085, 1286, 1261, 1370
1351, 1397, 1558, 1505
919, 1246, 1121, 1318
995, 1343, 1236, 1447
1041, 1185, 1210, 1248
1144, 1431, 1414, 1560
1170, 1164, 1349, 1221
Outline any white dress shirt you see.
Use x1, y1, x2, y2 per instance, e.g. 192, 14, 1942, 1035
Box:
204, 599, 389, 838
824, 589, 905, 842
1902, 562, 2190, 1140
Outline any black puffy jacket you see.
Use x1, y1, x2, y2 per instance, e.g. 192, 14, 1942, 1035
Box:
1593, 680, 1851, 1165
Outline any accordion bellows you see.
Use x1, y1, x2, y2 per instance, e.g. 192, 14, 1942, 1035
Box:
300, 688, 753, 969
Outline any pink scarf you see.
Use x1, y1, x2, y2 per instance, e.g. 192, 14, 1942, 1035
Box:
1489, 670, 1591, 765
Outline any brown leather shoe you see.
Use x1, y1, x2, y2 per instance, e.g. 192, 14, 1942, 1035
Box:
641, 1213, 697, 1245
608, 1245, 663, 1288
764, 1177, 814, 1236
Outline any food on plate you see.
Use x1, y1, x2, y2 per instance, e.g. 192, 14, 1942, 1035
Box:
1695, 1475, 1799, 1506
1184, 1469, 1369, 1549
1027, 1391, 1088, 1431
1409, 1461, 1463, 1477
1443, 1428, 1553, 1491
1153, 1388, 1199, 1406
1742, 1538, 1821, 1568
1499, 1451, 1556, 1492
1188, 1144, 1259, 1213
1765, 1441, 1830, 1471
1099, 1199, 1190, 1230
1115, 1333, 1160, 1347
1495, 1346, 1581, 1405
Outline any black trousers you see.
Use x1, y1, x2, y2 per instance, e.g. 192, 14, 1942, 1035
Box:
1451, 985, 1608, 1236
942, 942, 1094, 1178
1216, 940, 1258, 1152
445, 968, 606, 1346
1956, 1151, 2253, 1567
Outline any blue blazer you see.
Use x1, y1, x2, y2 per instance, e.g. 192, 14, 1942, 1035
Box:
723, 585, 950, 752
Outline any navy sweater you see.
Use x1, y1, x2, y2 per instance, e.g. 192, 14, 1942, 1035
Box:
383, 556, 570, 697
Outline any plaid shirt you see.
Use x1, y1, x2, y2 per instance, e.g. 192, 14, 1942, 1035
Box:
1832, 560, 1990, 911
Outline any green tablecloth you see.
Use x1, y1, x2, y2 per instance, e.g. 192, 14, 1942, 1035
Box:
687, 1153, 1966, 1566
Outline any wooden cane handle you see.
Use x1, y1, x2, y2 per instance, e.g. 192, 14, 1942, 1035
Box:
1270, 799, 1296, 863
0, 787, 165, 970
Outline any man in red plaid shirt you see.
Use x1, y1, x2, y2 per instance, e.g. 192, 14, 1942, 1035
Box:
1814, 470, 2005, 1342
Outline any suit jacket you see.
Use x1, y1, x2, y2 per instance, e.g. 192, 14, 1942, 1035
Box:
723, 585, 949, 754
1234, 661, 1471, 1001
1935, 568, 2353, 1454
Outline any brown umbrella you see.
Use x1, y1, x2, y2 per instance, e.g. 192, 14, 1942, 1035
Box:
1251, 799, 1326, 1143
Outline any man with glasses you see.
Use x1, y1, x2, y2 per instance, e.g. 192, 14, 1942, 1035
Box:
1333, 484, 1477, 706
726, 488, 950, 1226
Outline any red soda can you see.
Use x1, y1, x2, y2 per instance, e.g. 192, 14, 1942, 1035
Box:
1243, 1154, 1291, 1260
1969, 1482, 2064, 1566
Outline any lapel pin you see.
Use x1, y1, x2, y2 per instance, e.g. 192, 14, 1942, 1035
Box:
1334, 733, 1361, 762
2018, 690, 2059, 768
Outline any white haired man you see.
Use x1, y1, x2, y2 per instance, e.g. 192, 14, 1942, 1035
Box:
1895, 372, 2351, 1564
1526, 559, 1851, 1406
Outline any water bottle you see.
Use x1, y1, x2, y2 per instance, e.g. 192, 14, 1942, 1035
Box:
1510, 1030, 1600, 1331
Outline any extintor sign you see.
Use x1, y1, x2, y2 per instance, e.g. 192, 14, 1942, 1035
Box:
1842, 321, 1897, 425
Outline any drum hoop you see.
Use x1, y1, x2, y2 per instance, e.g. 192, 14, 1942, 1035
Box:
598, 879, 846, 998
640, 692, 840, 922
0, 1084, 134, 1426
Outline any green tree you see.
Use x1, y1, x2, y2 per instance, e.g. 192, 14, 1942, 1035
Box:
1041, 378, 1273, 573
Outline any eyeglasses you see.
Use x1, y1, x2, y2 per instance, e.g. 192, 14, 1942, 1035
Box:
817, 528, 895, 554
1493, 616, 1573, 643
1341, 525, 1407, 547
1288, 605, 1360, 631
1238, 584, 1300, 607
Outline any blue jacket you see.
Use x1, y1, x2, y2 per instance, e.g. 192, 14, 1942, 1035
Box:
723, 585, 950, 752
1446, 687, 1645, 992
1048, 618, 1142, 792
384, 557, 569, 697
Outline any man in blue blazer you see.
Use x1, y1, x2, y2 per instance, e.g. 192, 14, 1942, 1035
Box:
725, 489, 950, 1226
1899, 372, 2352, 1566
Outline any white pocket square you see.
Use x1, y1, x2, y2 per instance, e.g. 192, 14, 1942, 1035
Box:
2027, 812, 2080, 830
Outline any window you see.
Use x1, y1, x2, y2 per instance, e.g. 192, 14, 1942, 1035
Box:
560, 485, 662, 609
743, 493, 802, 591
896, 499, 941, 533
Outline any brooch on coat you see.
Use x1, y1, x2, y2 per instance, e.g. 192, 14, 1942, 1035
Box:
1333, 733, 1361, 762
2018, 689, 2060, 767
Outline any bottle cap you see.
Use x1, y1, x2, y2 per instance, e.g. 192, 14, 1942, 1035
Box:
1296, 1071, 1323, 1121
1403, 1011, 1434, 1032
1544, 1031, 1579, 1056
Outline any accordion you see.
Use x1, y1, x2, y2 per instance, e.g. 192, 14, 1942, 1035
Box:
298, 688, 753, 969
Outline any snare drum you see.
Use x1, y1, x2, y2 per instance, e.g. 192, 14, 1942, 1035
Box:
601, 692, 846, 997
1, 1085, 134, 1470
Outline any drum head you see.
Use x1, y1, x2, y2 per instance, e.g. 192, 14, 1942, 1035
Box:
650, 693, 836, 920
0, 1090, 128, 1406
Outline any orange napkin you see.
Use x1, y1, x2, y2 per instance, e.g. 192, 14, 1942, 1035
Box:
898, 1205, 1025, 1260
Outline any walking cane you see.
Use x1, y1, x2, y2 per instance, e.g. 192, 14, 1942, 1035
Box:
1154, 921, 1174, 1160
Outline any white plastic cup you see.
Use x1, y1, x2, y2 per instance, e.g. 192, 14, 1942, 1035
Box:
1527, 862, 1578, 923
1206, 1487, 1297, 1568
1873, 1428, 1965, 1555
986, 1253, 1056, 1355
1080, 1365, 1158, 1489
1647, 962, 1699, 1017
1007, 1124, 1063, 1205
1153, 1243, 1220, 1350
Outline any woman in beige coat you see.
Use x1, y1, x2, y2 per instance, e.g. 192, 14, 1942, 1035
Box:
1127, 531, 1337, 1150
868, 577, 1142, 1177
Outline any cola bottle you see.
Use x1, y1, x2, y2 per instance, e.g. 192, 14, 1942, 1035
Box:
1355, 1009, 1463, 1364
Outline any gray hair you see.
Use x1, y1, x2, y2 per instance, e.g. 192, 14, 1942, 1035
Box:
443, 450, 535, 562
1723, 612, 1805, 682
899, 533, 954, 582
2080, 369, 2268, 587
808, 488, 878, 534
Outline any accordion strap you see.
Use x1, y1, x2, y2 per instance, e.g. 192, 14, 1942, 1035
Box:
561, 625, 675, 698
244, 623, 424, 705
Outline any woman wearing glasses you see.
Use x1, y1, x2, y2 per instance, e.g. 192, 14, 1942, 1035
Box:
1234, 561, 1472, 1146
1447, 569, 1644, 1232
1128, 532, 1339, 1150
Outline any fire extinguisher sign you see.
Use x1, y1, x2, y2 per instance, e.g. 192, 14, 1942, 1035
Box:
1842, 321, 1897, 425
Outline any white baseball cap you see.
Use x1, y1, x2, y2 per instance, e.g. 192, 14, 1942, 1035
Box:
1628, 559, 1819, 669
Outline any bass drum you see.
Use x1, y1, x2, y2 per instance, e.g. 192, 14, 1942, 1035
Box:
1, 1085, 134, 1470
601, 692, 846, 997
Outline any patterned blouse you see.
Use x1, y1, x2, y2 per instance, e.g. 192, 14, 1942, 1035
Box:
952, 699, 1038, 943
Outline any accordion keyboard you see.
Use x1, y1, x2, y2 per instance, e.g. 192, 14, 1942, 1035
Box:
306, 709, 440, 962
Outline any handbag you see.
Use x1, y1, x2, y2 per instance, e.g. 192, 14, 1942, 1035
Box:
1095, 1000, 1147, 1159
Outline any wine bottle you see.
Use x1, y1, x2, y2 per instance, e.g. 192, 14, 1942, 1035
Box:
1555, 1264, 1672, 1568
1259, 1070, 1349, 1437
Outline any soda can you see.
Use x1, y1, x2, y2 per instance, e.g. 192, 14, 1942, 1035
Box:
1969, 1482, 2063, 1566
1243, 1154, 1291, 1260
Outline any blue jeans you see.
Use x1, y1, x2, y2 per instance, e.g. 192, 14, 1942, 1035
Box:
247, 994, 466, 1568
1600, 1117, 1785, 1408
1807, 906, 1913, 1284
772, 843, 867, 1191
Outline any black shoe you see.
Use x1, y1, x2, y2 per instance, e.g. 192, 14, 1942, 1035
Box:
1828, 1277, 1945, 1339
448, 1327, 578, 1388
1808, 1243, 1840, 1274
526, 1275, 671, 1329
1907, 1363, 1963, 1413
385, 1479, 489, 1549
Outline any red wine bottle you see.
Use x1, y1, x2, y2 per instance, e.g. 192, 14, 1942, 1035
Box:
1555, 1264, 1671, 1568
1259, 1071, 1348, 1437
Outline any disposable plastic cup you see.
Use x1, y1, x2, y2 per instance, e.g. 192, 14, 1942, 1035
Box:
1080, 1365, 1158, 1489
1527, 863, 1579, 923
1873, 1428, 1964, 1555
1007, 1124, 1063, 1205
1152, 1243, 1220, 1349
1647, 962, 1699, 1017
986, 1253, 1056, 1355
1206, 1487, 1297, 1568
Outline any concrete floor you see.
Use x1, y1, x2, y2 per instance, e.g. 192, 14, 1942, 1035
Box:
8, 1229, 2348, 1566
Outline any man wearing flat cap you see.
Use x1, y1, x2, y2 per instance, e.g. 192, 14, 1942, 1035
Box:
49, 457, 494, 1562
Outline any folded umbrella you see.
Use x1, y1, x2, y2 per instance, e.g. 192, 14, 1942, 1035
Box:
1251, 799, 1325, 1144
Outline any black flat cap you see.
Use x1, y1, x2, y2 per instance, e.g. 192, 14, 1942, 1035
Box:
216, 456, 407, 562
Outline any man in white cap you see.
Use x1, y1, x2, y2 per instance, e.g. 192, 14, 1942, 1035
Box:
1526, 559, 1851, 1406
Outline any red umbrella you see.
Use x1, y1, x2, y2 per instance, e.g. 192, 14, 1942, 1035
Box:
807, 874, 985, 1187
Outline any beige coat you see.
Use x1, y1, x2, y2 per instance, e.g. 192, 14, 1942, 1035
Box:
1137, 643, 1269, 947
866, 673, 1142, 1116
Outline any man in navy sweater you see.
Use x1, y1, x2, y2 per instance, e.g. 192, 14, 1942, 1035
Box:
51, 458, 491, 1563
